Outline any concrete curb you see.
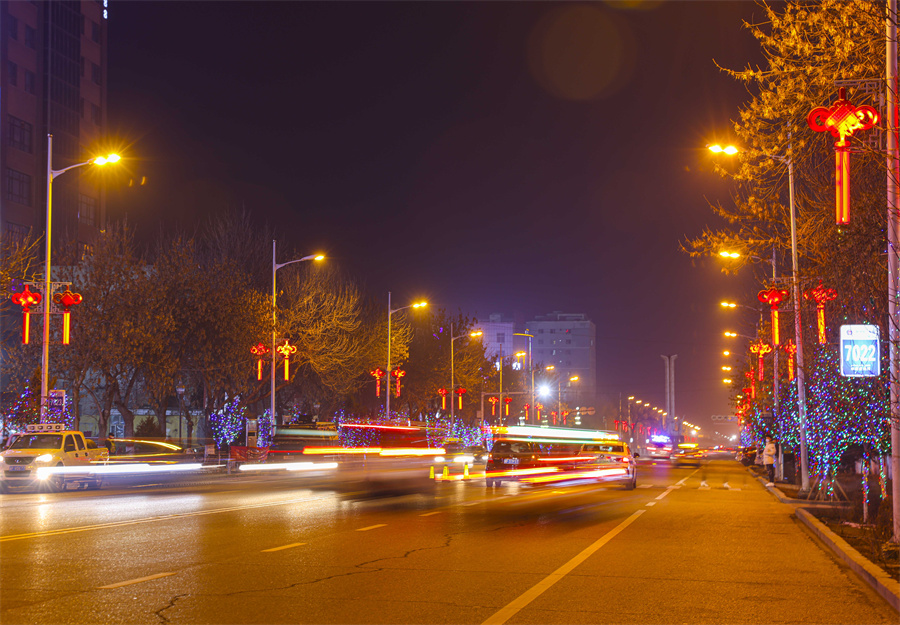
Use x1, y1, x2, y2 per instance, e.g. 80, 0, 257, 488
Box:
745, 467, 898, 611
795, 508, 900, 613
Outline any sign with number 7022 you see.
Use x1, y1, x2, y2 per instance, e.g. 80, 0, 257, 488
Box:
839, 325, 880, 377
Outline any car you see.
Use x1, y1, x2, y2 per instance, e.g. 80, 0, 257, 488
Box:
577, 441, 637, 489
484, 440, 541, 486
1, 424, 108, 492
670, 443, 704, 467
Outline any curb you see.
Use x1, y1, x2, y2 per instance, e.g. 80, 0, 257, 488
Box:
746, 467, 898, 612
795, 508, 900, 612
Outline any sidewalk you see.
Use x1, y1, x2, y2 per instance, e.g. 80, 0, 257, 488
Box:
747, 465, 900, 612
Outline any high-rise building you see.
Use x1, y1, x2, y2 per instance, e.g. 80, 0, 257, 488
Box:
528, 311, 597, 415
2, 0, 108, 252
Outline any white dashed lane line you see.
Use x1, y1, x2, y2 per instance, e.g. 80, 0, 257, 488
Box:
645, 501, 656, 507
419, 511, 442, 517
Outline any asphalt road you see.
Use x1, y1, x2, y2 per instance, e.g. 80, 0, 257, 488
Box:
1, 459, 896, 624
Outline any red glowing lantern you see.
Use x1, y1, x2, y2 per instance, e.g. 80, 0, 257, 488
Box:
550, 411, 557, 425
523, 404, 530, 420
10, 284, 41, 344
53, 286, 82, 345
758, 287, 790, 346
749, 341, 772, 381
783, 341, 797, 381
503, 397, 512, 416
808, 88, 879, 224
804, 281, 838, 344
437, 387, 448, 409
489, 396, 499, 416
276, 340, 297, 380
744, 371, 756, 400
391, 368, 406, 397
455, 387, 467, 410
251, 343, 270, 380
371, 368, 386, 398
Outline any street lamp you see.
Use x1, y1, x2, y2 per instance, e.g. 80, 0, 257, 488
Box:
450, 323, 481, 425
271, 241, 324, 424
513, 332, 535, 422
710, 142, 810, 493
40, 135, 120, 419
544, 365, 577, 424
386, 293, 426, 418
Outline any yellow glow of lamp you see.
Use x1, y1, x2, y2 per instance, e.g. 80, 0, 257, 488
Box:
720, 301, 737, 308
708, 144, 738, 155
718, 251, 741, 258
93, 153, 121, 165
470, 330, 483, 338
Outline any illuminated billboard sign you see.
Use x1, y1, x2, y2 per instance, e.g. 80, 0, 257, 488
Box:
839, 324, 880, 377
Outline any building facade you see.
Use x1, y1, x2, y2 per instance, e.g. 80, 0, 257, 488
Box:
2, 0, 109, 251
527, 311, 597, 419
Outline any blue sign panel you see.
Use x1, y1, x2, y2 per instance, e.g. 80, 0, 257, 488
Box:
839, 325, 880, 377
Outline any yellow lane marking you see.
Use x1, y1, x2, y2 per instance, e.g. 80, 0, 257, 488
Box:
482, 509, 646, 625
0, 495, 323, 543
356, 524, 386, 532
419, 511, 441, 517
261, 542, 306, 552
99, 572, 176, 589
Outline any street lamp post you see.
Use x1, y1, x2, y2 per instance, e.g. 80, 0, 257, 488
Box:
710, 143, 810, 493
450, 323, 481, 426
271, 241, 323, 425
514, 332, 534, 422
40, 135, 120, 419
385, 293, 426, 418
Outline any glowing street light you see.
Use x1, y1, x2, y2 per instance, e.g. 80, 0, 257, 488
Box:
271, 243, 324, 423
386, 294, 427, 417
708, 144, 738, 155
39, 137, 121, 419
450, 324, 482, 424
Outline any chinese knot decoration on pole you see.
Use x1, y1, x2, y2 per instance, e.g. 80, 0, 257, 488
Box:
535, 403, 543, 420
804, 281, 838, 344
523, 403, 530, 420
437, 387, 448, 409
503, 397, 512, 416
454, 387, 466, 410
783, 341, 797, 381
749, 341, 772, 381
276, 340, 297, 381
371, 368, 386, 398
391, 368, 406, 398
10, 285, 41, 344
489, 396, 499, 416
807, 87, 879, 224
251, 343, 270, 380
52, 286, 82, 345
758, 287, 790, 345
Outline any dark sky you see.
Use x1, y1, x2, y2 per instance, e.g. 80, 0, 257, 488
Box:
106, 0, 766, 434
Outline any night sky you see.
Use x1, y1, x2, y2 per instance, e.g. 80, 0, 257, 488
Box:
105, 1, 767, 433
